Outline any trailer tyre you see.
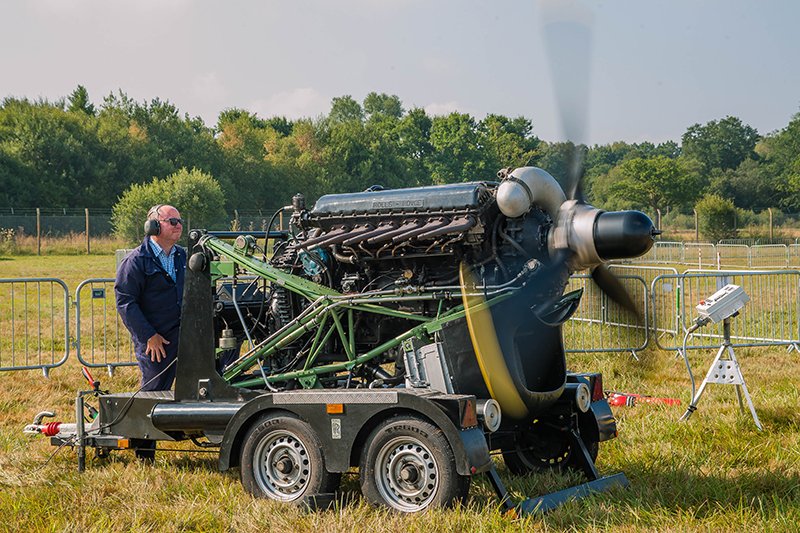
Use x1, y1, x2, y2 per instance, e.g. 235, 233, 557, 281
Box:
359, 416, 469, 512
240, 414, 339, 503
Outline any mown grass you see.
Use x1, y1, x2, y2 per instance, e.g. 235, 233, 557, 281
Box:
1, 256, 799, 532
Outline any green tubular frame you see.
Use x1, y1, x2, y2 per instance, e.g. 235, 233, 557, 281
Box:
202, 236, 509, 390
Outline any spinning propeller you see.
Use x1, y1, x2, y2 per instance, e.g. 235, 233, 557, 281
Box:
459, 1, 659, 419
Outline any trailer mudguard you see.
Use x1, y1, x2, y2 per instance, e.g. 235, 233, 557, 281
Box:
584, 398, 618, 443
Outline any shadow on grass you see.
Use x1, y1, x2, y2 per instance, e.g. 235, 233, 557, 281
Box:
756, 405, 800, 429
464, 456, 799, 524
614, 458, 800, 519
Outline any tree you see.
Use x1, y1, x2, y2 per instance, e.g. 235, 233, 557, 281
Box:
363, 92, 403, 120
759, 112, 800, 210
681, 116, 759, 173
0, 97, 114, 206
328, 96, 364, 124
264, 116, 293, 137
427, 112, 491, 184
708, 158, 779, 211
536, 141, 587, 193
478, 114, 540, 172
263, 119, 326, 202
695, 194, 737, 242
395, 107, 433, 186
112, 168, 227, 244
215, 110, 277, 208
321, 118, 372, 193
319, 95, 413, 193
67, 85, 95, 116
592, 156, 701, 213
0, 149, 32, 205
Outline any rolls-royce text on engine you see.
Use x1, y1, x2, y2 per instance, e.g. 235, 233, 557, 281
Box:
27, 167, 657, 514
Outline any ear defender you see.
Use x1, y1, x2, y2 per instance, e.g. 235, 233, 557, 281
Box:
144, 204, 163, 236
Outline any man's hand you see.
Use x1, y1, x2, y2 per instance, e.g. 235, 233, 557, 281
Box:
146, 333, 170, 362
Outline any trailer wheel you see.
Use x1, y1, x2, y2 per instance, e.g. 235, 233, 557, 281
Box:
502, 426, 598, 475
359, 416, 469, 512
240, 414, 339, 503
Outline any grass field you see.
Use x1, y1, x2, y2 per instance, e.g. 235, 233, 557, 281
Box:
1, 255, 799, 532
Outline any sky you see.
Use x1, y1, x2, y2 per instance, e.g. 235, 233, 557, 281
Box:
1, 0, 798, 146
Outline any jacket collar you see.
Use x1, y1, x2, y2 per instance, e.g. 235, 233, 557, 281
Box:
139, 237, 185, 263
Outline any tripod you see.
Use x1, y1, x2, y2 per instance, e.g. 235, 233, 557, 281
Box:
679, 316, 762, 430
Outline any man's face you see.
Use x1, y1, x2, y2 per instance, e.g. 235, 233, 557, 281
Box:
156, 205, 183, 246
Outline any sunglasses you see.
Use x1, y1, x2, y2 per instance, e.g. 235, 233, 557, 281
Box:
160, 217, 184, 227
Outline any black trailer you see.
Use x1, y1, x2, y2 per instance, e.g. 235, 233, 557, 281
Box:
27, 231, 626, 513
26, 169, 658, 513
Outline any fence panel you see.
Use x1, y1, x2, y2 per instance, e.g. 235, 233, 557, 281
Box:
75, 278, 136, 372
564, 274, 649, 356
682, 243, 717, 268
635, 244, 658, 264
789, 245, 800, 268
652, 270, 800, 351
610, 264, 678, 340
653, 241, 684, 264
0, 278, 70, 375
749, 244, 788, 268
716, 244, 750, 268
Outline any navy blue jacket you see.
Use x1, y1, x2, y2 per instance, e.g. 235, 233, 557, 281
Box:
115, 238, 186, 355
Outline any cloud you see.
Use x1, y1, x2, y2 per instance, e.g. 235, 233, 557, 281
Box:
249, 88, 330, 119
424, 101, 461, 116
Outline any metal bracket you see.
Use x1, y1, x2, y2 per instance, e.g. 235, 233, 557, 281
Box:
485, 462, 628, 516
517, 472, 629, 514
484, 432, 628, 516
680, 318, 762, 430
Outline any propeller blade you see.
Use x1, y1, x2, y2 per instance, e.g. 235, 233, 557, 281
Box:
459, 262, 530, 419
565, 145, 586, 202
539, 0, 594, 201
590, 264, 641, 321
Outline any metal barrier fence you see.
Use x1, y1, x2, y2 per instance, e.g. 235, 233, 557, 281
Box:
72, 276, 257, 373
609, 264, 679, 341
652, 241, 684, 264
564, 274, 649, 358
684, 243, 718, 269
0, 278, 70, 375
716, 244, 750, 268
3, 268, 800, 374
641, 241, 797, 269
651, 270, 800, 352
750, 245, 789, 268
74, 279, 136, 373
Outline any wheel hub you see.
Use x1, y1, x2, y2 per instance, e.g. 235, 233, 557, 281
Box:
375, 437, 439, 512
253, 431, 311, 501
275, 457, 295, 475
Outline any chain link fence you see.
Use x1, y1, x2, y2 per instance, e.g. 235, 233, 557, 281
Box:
0, 207, 290, 237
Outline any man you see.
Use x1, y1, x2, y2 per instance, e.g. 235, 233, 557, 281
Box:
115, 204, 186, 459
116, 204, 186, 390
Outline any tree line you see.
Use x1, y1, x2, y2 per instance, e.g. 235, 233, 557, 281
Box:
2, 86, 799, 223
